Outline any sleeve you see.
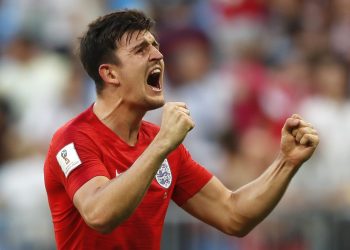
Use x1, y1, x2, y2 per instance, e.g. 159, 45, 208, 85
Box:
172, 144, 213, 206
53, 130, 110, 200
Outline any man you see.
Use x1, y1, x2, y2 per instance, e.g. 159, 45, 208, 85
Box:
44, 10, 319, 250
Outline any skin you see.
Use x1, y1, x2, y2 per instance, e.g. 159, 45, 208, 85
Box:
73, 29, 319, 235
182, 115, 319, 236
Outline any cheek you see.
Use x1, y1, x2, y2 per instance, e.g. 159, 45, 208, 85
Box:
123, 77, 147, 100
129, 63, 147, 81
120, 65, 146, 85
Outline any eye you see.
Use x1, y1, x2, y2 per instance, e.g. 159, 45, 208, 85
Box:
136, 45, 148, 54
136, 48, 144, 54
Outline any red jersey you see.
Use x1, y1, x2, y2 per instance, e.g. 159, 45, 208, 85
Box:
44, 105, 213, 250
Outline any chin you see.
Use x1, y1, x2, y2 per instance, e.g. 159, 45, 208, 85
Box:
146, 98, 165, 111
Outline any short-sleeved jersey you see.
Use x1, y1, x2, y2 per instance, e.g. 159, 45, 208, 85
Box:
44, 105, 213, 250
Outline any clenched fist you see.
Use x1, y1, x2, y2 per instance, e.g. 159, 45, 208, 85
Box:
156, 102, 195, 153
280, 114, 319, 167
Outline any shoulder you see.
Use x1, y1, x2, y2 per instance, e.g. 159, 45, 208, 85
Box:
50, 106, 96, 152
45, 107, 101, 175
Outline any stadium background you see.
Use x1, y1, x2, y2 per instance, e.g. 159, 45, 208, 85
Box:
0, 0, 350, 249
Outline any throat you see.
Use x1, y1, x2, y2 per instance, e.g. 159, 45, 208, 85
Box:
104, 117, 141, 146
118, 129, 139, 146
93, 100, 143, 146
106, 119, 141, 146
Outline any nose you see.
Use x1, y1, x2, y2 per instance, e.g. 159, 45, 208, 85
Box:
149, 46, 163, 61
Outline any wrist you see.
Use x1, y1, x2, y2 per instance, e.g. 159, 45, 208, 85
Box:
276, 151, 302, 170
151, 135, 173, 157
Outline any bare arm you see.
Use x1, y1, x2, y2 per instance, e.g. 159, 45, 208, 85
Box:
73, 102, 194, 233
182, 114, 319, 237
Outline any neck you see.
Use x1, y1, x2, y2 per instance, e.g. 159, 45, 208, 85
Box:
93, 96, 146, 146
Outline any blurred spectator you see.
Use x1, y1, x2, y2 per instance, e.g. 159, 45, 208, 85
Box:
0, 35, 82, 155
260, 55, 312, 136
0, 33, 88, 250
0, 155, 55, 249
151, 0, 198, 31
330, 0, 350, 63
297, 53, 350, 208
209, 0, 267, 61
219, 125, 278, 191
0, 97, 16, 164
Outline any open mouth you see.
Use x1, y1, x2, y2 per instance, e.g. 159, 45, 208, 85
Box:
146, 68, 161, 90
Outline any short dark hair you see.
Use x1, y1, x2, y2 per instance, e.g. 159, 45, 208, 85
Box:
79, 10, 154, 93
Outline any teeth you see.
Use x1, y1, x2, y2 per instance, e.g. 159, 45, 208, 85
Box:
151, 68, 161, 74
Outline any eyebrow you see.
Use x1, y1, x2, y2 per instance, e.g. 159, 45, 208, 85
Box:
131, 39, 160, 53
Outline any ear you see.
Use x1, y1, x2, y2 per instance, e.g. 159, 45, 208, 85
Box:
98, 64, 120, 86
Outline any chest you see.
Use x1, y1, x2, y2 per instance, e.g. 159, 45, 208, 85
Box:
99, 141, 178, 209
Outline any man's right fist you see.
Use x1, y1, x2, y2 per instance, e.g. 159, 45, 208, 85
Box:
156, 102, 195, 153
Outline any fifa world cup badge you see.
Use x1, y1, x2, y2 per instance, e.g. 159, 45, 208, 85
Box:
56, 143, 82, 177
61, 150, 70, 164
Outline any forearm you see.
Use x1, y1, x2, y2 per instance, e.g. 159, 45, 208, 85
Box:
77, 137, 170, 233
229, 153, 299, 234
181, 115, 318, 237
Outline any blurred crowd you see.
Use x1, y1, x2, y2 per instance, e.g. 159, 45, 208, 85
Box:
0, 0, 350, 249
